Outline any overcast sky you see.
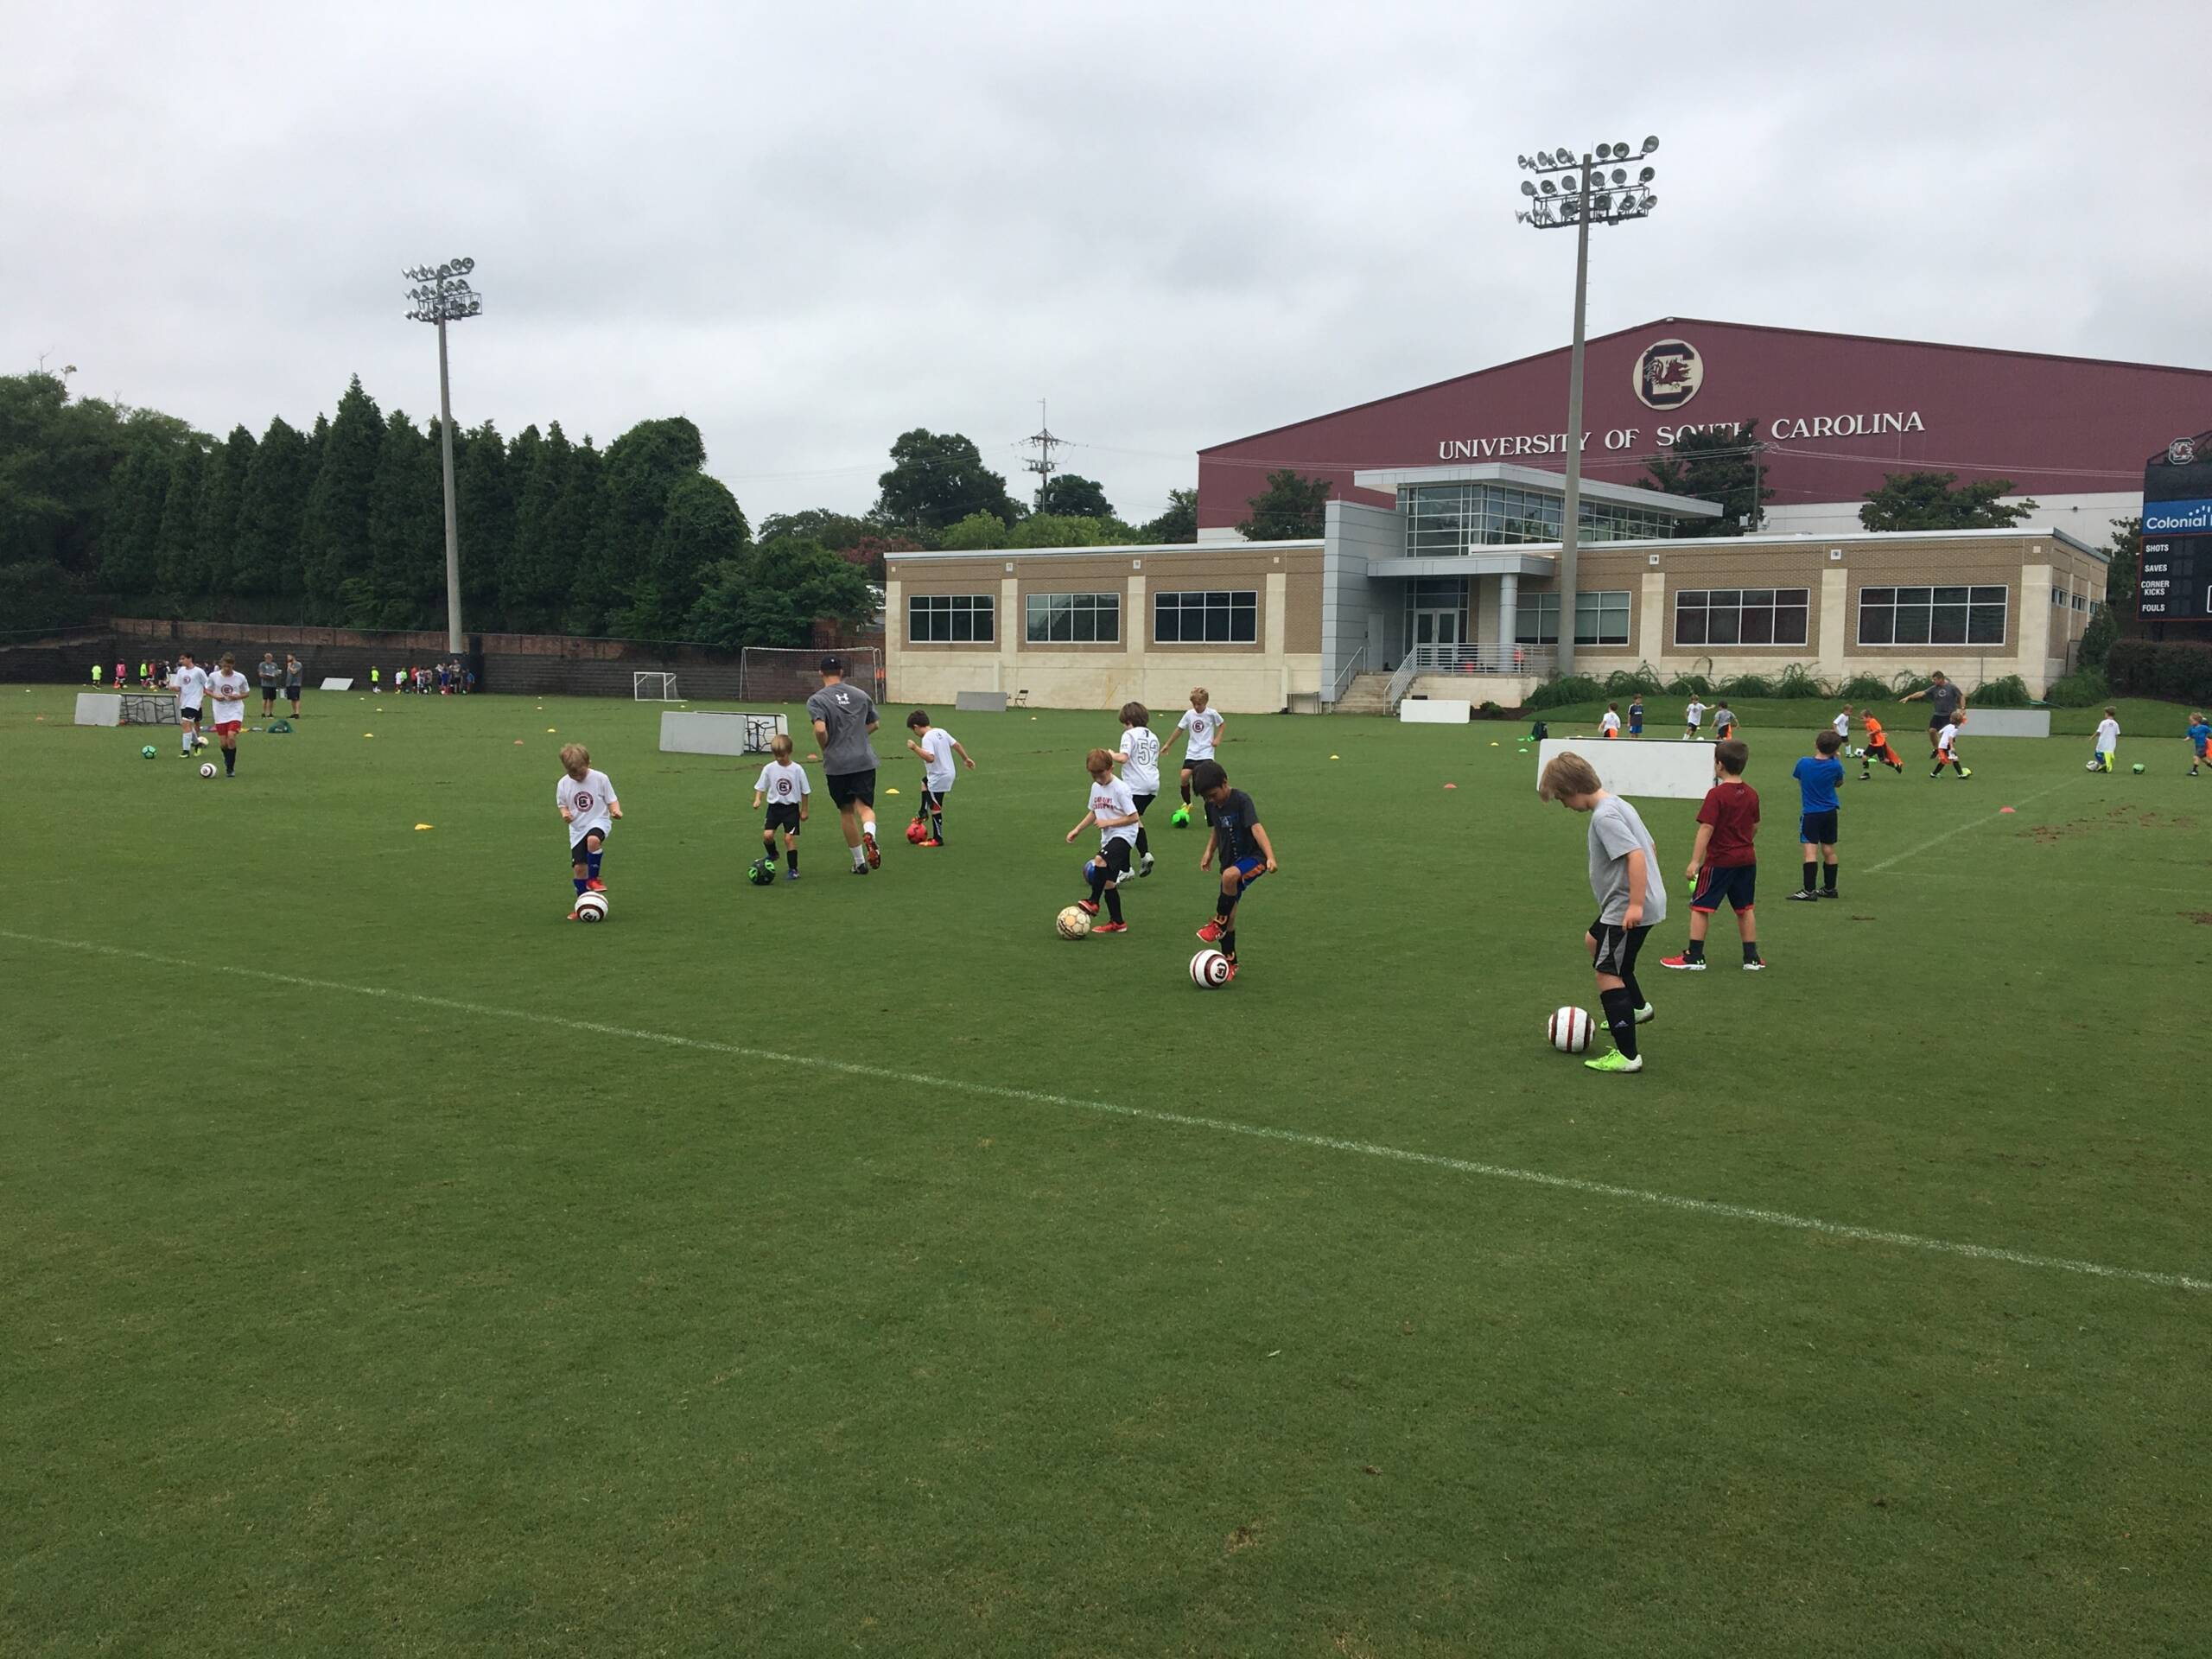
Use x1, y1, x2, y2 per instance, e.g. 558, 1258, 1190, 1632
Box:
7, 1, 2209, 527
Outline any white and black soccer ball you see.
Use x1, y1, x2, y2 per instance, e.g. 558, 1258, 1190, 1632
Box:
1548, 1006, 1593, 1053
198, 761, 217, 779
1189, 949, 1231, 988
574, 890, 609, 923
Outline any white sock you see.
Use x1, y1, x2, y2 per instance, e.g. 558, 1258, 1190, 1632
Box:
861, 817, 877, 841
852, 844, 867, 868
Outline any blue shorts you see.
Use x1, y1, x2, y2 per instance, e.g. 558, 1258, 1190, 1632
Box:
1227, 855, 1267, 887
1691, 863, 1756, 913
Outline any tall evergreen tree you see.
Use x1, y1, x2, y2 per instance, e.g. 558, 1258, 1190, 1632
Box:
632, 472, 749, 637
195, 425, 256, 601
94, 448, 171, 594
299, 376, 385, 622
503, 423, 578, 632
358, 411, 443, 628
455, 420, 514, 628
556, 439, 611, 636
234, 416, 312, 601
598, 416, 709, 619
155, 445, 207, 600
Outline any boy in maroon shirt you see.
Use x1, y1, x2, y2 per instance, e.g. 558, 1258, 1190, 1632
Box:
1662, 737, 1764, 971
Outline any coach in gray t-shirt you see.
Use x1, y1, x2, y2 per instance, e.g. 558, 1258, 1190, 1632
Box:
1903, 671, 1965, 744
806, 656, 883, 874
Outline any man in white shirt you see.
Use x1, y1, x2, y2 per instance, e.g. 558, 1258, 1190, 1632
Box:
902, 709, 975, 847
204, 653, 251, 778
1160, 686, 1226, 826
169, 652, 209, 758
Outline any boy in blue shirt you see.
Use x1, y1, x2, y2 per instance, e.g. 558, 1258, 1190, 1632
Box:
1788, 729, 1847, 900
2187, 712, 2209, 778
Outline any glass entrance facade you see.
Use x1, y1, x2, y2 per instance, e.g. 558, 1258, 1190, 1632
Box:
1403, 481, 1681, 557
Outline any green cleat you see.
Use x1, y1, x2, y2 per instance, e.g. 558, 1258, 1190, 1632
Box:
1633, 1003, 1655, 1024
1584, 1049, 1643, 1075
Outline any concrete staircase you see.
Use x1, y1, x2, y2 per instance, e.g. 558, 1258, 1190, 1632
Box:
1329, 671, 1397, 715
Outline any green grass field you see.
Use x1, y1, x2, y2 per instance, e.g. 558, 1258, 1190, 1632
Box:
7, 682, 2209, 1657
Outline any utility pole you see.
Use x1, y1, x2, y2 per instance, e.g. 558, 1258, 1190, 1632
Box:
404, 258, 483, 653
1516, 137, 1661, 677
1024, 399, 1061, 512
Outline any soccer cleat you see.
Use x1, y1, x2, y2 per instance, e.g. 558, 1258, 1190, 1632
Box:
1584, 1049, 1643, 1074
1091, 921, 1128, 934
785, 869, 799, 880
1140, 852, 1155, 876
1077, 899, 1100, 916
862, 829, 881, 868
1659, 954, 1706, 971
1196, 919, 1224, 943
1222, 957, 1238, 982
1817, 889, 1839, 899
567, 909, 582, 921
1786, 889, 1819, 902
586, 880, 607, 893
850, 863, 869, 875
1633, 1003, 1655, 1024
1959, 767, 1972, 779
1743, 959, 1766, 971
918, 838, 942, 848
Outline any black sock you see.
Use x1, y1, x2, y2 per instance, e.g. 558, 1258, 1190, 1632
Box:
1600, 987, 1638, 1058
1180, 783, 1192, 804
1744, 939, 1762, 963
1685, 938, 1705, 962
1621, 970, 1644, 1010
786, 847, 798, 871
1089, 868, 1107, 901
1221, 928, 1236, 958
1822, 860, 1836, 893
1802, 859, 1816, 892
930, 812, 943, 842
1135, 825, 1149, 857
1104, 887, 1123, 923
224, 748, 234, 774
1215, 893, 1235, 920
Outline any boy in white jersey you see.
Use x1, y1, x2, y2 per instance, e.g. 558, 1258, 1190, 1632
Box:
556, 742, 622, 915
1111, 701, 1161, 875
1161, 686, 1225, 826
1834, 705, 1853, 746
1682, 696, 1707, 742
204, 653, 251, 778
1601, 703, 1621, 739
1065, 747, 1140, 932
169, 652, 208, 757
1931, 715, 1971, 779
2090, 708, 2120, 774
751, 733, 810, 880
902, 709, 975, 848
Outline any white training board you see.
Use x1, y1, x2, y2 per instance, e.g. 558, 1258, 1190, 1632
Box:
320, 677, 354, 690
1537, 736, 1716, 801
659, 709, 790, 757
74, 693, 122, 727
1399, 698, 1471, 723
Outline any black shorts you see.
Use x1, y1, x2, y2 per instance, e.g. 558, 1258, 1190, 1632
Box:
284, 683, 302, 698
1131, 792, 1156, 817
764, 804, 801, 833
1588, 920, 1651, 979
179, 706, 201, 722
1691, 863, 1757, 913
1094, 839, 1134, 878
1798, 810, 1839, 847
569, 828, 608, 863
260, 684, 276, 698
827, 769, 875, 809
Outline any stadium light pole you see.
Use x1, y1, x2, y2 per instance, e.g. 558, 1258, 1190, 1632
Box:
1516, 138, 1658, 677
404, 258, 483, 653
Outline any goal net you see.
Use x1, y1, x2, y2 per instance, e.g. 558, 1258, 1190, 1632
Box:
119, 693, 179, 726
739, 646, 882, 705
632, 671, 680, 702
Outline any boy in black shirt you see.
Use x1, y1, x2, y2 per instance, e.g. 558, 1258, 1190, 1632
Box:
1191, 759, 1278, 982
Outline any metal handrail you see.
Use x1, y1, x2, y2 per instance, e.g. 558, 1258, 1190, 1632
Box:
1384, 654, 1423, 709
1325, 645, 1366, 704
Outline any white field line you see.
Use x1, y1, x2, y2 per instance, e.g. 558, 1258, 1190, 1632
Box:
4, 926, 2203, 1295
1862, 777, 2082, 874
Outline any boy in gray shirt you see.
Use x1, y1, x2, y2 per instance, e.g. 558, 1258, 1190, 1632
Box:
1538, 750, 1668, 1075
806, 656, 883, 874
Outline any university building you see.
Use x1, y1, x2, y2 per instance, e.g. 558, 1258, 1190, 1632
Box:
887, 320, 2206, 712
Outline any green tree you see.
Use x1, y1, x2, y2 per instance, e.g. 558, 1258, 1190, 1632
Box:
1009, 512, 1125, 548
95, 447, 171, 594
938, 511, 1011, 550
2078, 515, 2139, 671
1140, 487, 1198, 543
598, 416, 709, 626
874, 429, 1020, 534
1859, 471, 2036, 532
456, 420, 514, 626
630, 472, 749, 637
1038, 474, 1114, 518
355, 412, 442, 627
683, 537, 873, 649
195, 426, 257, 601
502, 423, 574, 632
561, 441, 615, 636
154, 445, 207, 601
233, 416, 313, 600
1644, 422, 1771, 535
0, 373, 124, 574
299, 376, 385, 622
759, 507, 872, 550
1237, 469, 1331, 540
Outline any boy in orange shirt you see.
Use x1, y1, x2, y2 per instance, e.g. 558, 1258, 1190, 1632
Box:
1859, 711, 1903, 779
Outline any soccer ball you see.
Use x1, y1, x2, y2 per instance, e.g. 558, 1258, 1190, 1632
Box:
194, 734, 208, 750
1170, 806, 1192, 828
574, 890, 609, 923
1850, 746, 1864, 759
2132, 763, 2146, 775
141, 745, 156, 760
1056, 905, 1092, 940
746, 856, 777, 886
198, 761, 217, 779
905, 820, 925, 844
1189, 949, 1231, 988
1548, 1006, 1594, 1053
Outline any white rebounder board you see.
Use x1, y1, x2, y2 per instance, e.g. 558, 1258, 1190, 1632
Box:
1400, 698, 1472, 723
321, 677, 354, 690
74, 693, 122, 727
1950, 709, 2050, 738
1537, 737, 1716, 800
659, 709, 789, 756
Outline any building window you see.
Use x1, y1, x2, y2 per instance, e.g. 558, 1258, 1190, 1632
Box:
1025, 591, 1120, 644
1674, 588, 1810, 647
1516, 589, 1630, 645
1155, 589, 1258, 644
1404, 482, 1681, 556
1856, 585, 2007, 647
908, 593, 995, 644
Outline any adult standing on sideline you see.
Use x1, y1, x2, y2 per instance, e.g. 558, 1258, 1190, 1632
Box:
283, 654, 304, 717
257, 652, 281, 717
169, 652, 207, 758
807, 655, 882, 874
1901, 671, 1966, 755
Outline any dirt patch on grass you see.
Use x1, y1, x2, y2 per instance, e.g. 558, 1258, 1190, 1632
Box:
1225, 1522, 1261, 1553
2187, 912, 2212, 927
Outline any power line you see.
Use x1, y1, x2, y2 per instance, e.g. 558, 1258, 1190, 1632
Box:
1022, 400, 1061, 509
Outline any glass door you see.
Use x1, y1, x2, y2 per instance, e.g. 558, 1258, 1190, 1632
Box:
1414, 608, 1460, 669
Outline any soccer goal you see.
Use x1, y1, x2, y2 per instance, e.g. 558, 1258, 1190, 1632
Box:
632, 671, 681, 702
739, 646, 880, 704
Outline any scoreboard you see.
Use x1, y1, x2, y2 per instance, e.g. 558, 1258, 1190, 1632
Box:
2140, 434, 2212, 621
